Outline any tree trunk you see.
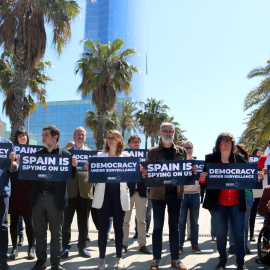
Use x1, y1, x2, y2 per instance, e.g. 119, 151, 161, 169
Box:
10, 39, 29, 141
96, 108, 107, 150
151, 136, 155, 148
145, 135, 148, 149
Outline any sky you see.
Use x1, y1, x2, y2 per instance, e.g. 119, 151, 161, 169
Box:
1, 0, 270, 159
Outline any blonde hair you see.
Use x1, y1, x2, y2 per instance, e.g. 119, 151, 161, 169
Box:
104, 130, 125, 155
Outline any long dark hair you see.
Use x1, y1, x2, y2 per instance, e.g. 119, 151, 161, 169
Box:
214, 132, 235, 155
236, 143, 249, 162
14, 129, 29, 145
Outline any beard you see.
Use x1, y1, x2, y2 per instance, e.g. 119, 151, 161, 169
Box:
161, 136, 173, 144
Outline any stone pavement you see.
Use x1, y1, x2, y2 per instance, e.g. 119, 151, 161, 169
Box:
7, 205, 266, 270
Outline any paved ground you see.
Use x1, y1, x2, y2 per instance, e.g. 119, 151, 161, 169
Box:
7, 205, 267, 270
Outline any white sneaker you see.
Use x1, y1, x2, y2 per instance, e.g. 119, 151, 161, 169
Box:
98, 262, 106, 269
116, 263, 126, 269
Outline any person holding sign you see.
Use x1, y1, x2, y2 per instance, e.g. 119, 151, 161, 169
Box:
0, 122, 17, 270
8, 129, 35, 260
146, 123, 197, 270
199, 132, 247, 270
61, 127, 93, 259
30, 126, 78, 270
85, 130, 130, 270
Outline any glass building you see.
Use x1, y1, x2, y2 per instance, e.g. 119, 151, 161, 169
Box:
84, 0, 147, 101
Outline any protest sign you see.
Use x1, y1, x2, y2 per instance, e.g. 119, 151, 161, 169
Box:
143, 160, 196, 187
14, 144, 43, 154
0, 143, 14, 170
249, 155, 260, 164
69, 150, 98, 172
88, 157, 140, 183
206, 163, 260, 189
123, 149, 148, 163
193, 160, 205, 180
19, 153, 72, 181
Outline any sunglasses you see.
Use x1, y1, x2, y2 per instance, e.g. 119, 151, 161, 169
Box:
184, 147, 193, 150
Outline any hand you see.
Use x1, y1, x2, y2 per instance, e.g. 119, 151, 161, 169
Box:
9, 152, 17, 170
267, 200, 270, 211
200, 172, 208, 183
192, 165, 197, 175
16, 155, 20, 166
84, 162, 89, 171
258, 171, 264, 180
72, 157, 78, 167
263, 168, 269, 175
141, 167, 147, 179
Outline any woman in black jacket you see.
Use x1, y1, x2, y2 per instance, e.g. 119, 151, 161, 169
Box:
200, 132, 246, 270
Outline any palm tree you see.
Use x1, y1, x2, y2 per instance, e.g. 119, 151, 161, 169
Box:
0, 50, 52, 121
136, 98, 169, 148
76, 38, 139, 150
84, 109, 120, 148
0, 0, 81, 140
117, 100, 140, 138
174, 127, 187, 145
240, 60, 270, 149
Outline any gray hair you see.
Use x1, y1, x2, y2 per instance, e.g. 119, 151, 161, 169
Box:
160, 122, 175, 132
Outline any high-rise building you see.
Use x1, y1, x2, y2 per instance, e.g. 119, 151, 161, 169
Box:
84, 0, 147, 101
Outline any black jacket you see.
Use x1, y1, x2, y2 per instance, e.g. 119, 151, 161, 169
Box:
201, 152, 247, 212
30, 147, 74, 211
128, 182, 148, 198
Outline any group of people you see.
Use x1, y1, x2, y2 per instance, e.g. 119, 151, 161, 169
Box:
0, 120, 269, 270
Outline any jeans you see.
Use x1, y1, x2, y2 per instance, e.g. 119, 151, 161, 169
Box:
210, 204, 245, 264
135, 198, 152, 233
179, 193, 200, 246
229, 194, 253, 246
152, 192, 181, 261
210, 215, 216, 237
0, 197, 9, 264
17, 216, 24, 236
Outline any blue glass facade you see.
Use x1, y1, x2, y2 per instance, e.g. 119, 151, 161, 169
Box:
84, 0, 147, 101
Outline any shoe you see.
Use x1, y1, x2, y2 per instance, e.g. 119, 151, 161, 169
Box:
51, 262, 65, 270
18, 235, 24, 246
146, 233, 151, 237
179, 245, 183, 255
216, 258, 227, 270
107, 234, 114, 241
245, 245, 251, 254
149, 260, 160, 270
132, 233, 138, 239
122, 246, 127, 254
0, 262, 10, 270
187, 236, 191, 241
78, 248, 91, 258
60, 249, 69, 259
116, 262, 126, 270
228, 245, 235, 254
192, 245, 201, 254
261, 243, 270, 253
171, 259, 187, 270
31, 259, 47, 270
28, 247, 35, 260
237, 261, 247, 270
98, 261, 106, 269
8, 248, 18, 260
139, 245, 152, 254
212, 237, 216, 241
250, 236, 256, 242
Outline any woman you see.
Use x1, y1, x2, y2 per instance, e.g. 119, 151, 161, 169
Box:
200, 132, 247, 270
85, 130, 130, 269
9, 129, 34, 260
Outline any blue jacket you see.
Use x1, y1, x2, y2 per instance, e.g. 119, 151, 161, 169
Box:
0, 137, 16, 197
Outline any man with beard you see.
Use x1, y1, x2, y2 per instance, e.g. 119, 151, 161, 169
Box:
147, 123, 197, 270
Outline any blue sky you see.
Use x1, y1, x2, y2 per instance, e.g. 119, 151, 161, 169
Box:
1, 0, 270, 159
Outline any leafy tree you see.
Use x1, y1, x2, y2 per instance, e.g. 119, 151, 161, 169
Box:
117, 100, 140, 139
136, 98, 169, 148
76, 38, 139, 150
0, 0, 80, 139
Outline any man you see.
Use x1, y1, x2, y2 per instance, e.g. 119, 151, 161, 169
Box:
147, 123, 197, 270
61, 127, 93, 258
0, 119, 17, 270
123, 135, 151, 254
178, 141, 201, 255
30, 125, 77, 270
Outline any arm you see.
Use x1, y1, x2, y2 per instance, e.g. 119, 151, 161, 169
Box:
258, 186, 270, 216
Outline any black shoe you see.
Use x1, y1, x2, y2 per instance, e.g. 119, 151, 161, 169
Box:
78, 248, 91, 258
146, 233, 150, 237
31, 259, 47, 270
228, 245, 235, 254
0, 262, 11, 270
216, 258, 227, 270
18, 235, 24, 246
132, 233, 138, 239
28, 247, 35, 260
245, 245, 251, 254
51, 262, 65, 270
8, 248, 18, 260
237, 261, 247, 270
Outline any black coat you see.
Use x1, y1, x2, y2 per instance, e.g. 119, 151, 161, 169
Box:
201, 152, 247, 212
128, 181, 148, 198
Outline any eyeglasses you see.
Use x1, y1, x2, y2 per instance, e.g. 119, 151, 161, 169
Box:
130, 140, 140, 144
106, 137, 115, 141
161, 130, 174, 134
221, 138, 232, 143
184, 147, 193, 150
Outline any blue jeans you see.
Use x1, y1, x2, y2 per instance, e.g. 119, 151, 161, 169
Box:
211, 215, 216, 237
17, 216, 24, 236
179, 193, 200, 246
210, 204, 245, 264
0, 197, 9, 264
229, 194, 253, 246
152, 193, 181, 260
135, 198, 152, 233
